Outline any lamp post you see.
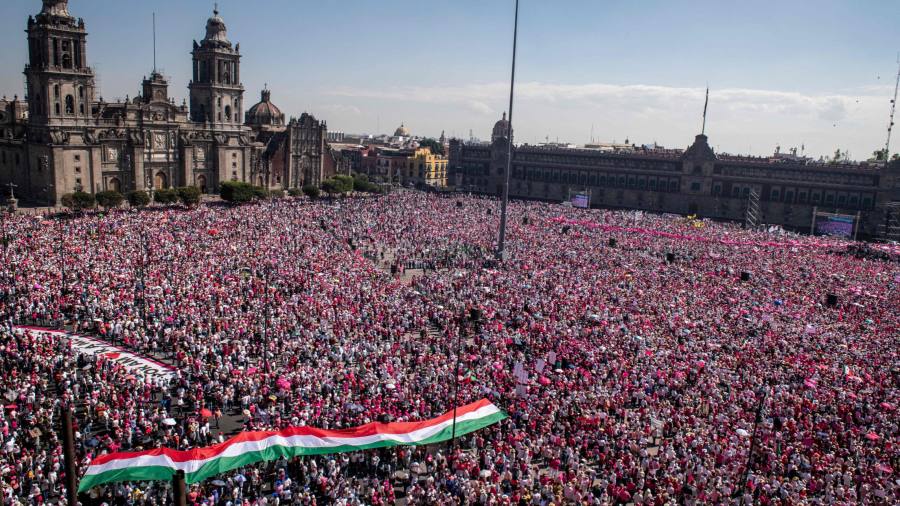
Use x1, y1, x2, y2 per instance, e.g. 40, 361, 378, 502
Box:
447, 307, 481, 456
496, 0, 519, 261
739, 386, 769, 501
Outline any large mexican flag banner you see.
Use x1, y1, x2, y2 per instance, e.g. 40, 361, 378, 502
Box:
79, 399, 506, 492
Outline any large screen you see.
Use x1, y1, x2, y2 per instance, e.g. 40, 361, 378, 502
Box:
815, 215, 855, 238
571, 193, 590, 209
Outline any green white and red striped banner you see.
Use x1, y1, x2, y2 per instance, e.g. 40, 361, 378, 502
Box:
78, 399, 505, 492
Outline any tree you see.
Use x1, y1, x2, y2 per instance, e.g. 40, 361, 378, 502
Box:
301, 184, 320, 199
220, 181, 264, 204
333, 174, 355, 193
154, 188, 178, 204
176, 186, 202, 206
61, 191, 96, 212
95, 190, 124, 209
127, 190, 151, 208
419, 138, 445, 156
288, 188, 303, 197
268, 189, 285, 199
320, 179, 339, 196
352, 174, 380, 193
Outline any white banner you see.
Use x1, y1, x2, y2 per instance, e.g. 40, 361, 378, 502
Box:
15, 326, 176, 381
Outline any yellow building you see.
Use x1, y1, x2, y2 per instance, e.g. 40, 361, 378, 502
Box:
404, 147, 448, 188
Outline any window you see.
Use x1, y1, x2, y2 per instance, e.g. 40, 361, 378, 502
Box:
78, 86, 84, 99
798, 192, 807, 203
75, 166, 81, 173
224, 105, 232, 122
55, 103, 61, 115
770, 189, 780, 200
825, 194, 834, 204
74, 154, 80, 162
691, 182, 701, 192
65, 95, 74, 114
784, 191, 793, 203
15, 153, 20, 166
837, 195, 846, 206
712, 184, 721, 195
54, 85, 60, 98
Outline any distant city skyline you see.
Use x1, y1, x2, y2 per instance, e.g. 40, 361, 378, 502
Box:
0, 0, 898, 159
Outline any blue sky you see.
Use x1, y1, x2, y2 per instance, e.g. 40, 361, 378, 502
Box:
1, 0, 898, 159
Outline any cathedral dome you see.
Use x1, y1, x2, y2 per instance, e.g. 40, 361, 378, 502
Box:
492, 112, 511, 142
204, 8, 230, 45
245, 89, 285, 127
394, 123, 410, 137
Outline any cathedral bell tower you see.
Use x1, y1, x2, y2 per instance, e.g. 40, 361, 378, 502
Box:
189, 7, 243, 126
25, 0, 96, 125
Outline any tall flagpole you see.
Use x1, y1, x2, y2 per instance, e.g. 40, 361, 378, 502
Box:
496, 0, 519, 261
701, 85, 709, 136
152, 13, 157, 74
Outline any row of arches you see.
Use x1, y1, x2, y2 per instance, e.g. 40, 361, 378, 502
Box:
105, 174, 209, 194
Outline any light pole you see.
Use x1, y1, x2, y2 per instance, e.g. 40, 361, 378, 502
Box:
447, 307, 481, 456
496, 0, 519, 261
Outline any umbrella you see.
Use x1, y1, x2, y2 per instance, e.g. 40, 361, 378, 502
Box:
199, 408, 213, 418
736, 429, 751, 437
162, 418, 177, 426
211, 479, 227, 487
865, 432, 880, 441
385, 384, 396, 390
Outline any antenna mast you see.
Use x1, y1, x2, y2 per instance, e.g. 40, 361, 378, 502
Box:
152, 12, 157, 73
885, 54, 900, 160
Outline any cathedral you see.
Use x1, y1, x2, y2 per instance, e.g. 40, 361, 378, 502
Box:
0, 0, 334, 205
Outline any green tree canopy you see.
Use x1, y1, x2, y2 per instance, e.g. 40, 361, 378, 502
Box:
95, 190, 124, 209
419, 138, 445, 156
127, 190, 151, 208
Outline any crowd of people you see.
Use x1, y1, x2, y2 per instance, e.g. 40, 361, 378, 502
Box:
0, 191, 897, 505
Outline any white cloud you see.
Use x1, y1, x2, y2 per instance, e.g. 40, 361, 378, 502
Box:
325, 81, 892, 159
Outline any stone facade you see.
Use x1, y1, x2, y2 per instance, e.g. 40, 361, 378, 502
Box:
0, 0, 330, 205
450, 115, 900, 240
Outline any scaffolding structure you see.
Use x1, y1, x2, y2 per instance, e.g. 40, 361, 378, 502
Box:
745, 188, 761, 229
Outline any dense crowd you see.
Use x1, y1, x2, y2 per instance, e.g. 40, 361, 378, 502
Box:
0, 191, 897, 505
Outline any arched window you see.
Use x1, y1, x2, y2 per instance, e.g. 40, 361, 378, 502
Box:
54, 85, 60, 98
108, 177, 121, 193
224, 105, 232, 122
55, 103, 61, 115
79, 103, 84, 114
65, 95, 74, 115
78, 86, 84, 99
62, 54, 72, 68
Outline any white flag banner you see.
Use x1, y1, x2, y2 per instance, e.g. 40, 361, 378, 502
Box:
535, 359, 545, 373
15, 326, 176, 381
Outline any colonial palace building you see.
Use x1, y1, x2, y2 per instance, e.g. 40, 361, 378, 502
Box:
0, 0, 334, 205
450, 115, 900, 240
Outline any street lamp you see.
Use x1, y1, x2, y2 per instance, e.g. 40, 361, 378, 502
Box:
447, 307, 481, 456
